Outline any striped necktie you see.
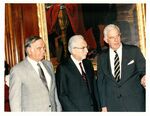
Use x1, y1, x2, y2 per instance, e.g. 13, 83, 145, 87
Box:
114, 51, 120, 82
37, 63, 49, 90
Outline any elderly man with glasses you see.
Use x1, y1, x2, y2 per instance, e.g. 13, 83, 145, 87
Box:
56, 35, 98, 111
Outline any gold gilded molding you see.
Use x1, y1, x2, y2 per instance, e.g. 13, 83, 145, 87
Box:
136, 4, 146, 57
37, 3, 50, 60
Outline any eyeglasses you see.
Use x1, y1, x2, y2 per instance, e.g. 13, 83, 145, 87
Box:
73, 46, 89, 50
108, 33, 121, 40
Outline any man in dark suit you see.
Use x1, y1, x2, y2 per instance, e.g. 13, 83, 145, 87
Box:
56, 35, 98, 111
97, 24, 146, 112
9, 36, 62, 111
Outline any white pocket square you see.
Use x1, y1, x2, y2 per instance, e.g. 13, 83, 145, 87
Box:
127, 60, 134, 65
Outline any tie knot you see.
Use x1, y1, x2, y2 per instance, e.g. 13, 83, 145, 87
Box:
37, 63, 41, 67
114, 51, 117, 54
79, 62, 82, 66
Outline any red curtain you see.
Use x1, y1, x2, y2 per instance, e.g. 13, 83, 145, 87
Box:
84, 28, 96, 49
65, 4, 85, 35
46, 4, 60, 34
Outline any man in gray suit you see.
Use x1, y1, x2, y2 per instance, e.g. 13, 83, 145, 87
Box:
9, 35, 62, 112
97, 24, 146, 112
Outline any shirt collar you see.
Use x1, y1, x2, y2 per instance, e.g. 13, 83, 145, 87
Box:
27, 56, 40, 66
109, 43, 122, 54
71, 55, 82, 64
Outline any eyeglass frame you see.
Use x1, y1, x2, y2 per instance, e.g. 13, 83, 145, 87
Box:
107, 33, 121, 40
73, 46, 89, 50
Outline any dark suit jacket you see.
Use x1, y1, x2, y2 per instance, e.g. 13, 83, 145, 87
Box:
56, 57, 98, 111
5, 84, 10, 111
97, 44, 146, 111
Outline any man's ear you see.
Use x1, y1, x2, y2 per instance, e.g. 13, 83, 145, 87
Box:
27, 47, 32, 55
104, 37, 108, 43
72, 48, 75, 54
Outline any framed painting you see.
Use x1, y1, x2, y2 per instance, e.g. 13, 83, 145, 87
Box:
37, 3, 146, 70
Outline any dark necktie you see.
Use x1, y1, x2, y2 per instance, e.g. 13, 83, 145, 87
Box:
79, 62, 86, 81
114, 51, 120, 82
37, 63, 49, 90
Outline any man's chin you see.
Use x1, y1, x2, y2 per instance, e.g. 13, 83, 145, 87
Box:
41, 56, 45, 60
82, 56, 86, 60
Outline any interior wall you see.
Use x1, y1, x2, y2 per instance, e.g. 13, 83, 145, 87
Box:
5, 3, 39, 68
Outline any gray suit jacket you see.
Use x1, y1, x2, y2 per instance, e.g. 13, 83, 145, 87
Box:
9, 58, 62, 112
97, 44, 146, 111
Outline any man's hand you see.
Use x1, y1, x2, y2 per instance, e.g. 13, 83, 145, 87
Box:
141, 75, 146, 88
101, 107, 108, 112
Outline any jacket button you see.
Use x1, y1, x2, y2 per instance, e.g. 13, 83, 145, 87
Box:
117, 94, 122, 98
49, 105, 51, 107
118, 85, 121, 88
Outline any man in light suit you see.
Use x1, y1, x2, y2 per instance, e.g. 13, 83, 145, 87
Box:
56, 35, 98, 111
97, 24, 146, 112
9, 36, 62, 111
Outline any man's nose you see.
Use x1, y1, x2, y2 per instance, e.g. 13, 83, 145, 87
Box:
85, 47, 88, 53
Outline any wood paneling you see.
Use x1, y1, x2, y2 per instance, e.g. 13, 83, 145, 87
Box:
5, 4, 39, 68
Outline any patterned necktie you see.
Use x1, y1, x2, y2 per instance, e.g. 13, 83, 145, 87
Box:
79, 62, 86, 81
37, 63, 49, 90
114, 51, 120, 82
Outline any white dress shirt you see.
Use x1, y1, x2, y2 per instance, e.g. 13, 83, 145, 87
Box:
109, 44, 122, 79
70, 55, 85, 74
27, 57, 51, 90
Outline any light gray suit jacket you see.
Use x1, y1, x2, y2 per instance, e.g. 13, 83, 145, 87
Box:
9, 58, 62, 112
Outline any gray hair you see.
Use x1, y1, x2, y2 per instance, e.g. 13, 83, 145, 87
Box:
25, 35, 42, 55
103, 24, 120, 38
68, 35, 85, 54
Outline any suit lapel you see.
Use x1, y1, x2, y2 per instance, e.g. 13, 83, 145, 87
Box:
120, 45, 130, 84
82, 60, 93, 82
42, 61, 54, 92
105, 46, 129, 84
68, 57, 82, 77
69, 57, 94, 94
103, 51, 117, 83
82, 60, 93, 93
24, 58, 44, 85
24, 58, 39, 79
68, 57, 92, 85
102, 45, 134, 85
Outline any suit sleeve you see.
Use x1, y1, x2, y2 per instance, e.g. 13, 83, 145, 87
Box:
47, 61, 62, 111
97, 54, 106, 110
9, 68, 22, 111
135, 47, 146, 77
56, 65, 79, 111
54, 86, 62, 111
